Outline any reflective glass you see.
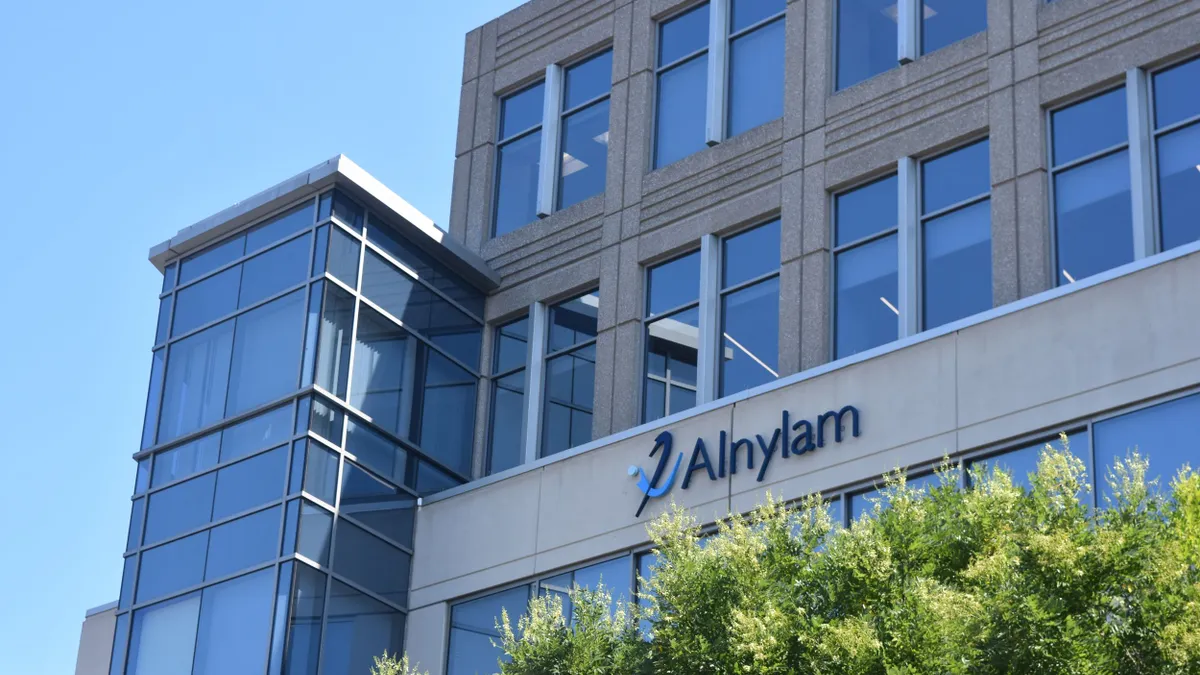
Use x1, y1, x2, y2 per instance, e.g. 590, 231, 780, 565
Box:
286, 564, 325, 675
205, 507, 280, 581
226, 290, 306, 416
494, 318, 529, 373
238, 236, 310, 309
549, 292, 599, 352
647, 251, 701, 316
158, 320, 234, 443
345, 420, 408, 488
212, 446, 287, 521
220, 404, 291, 463
144, 472, 215, 545
172, 266, 241, 337
720, 277, 780, 396
1156, 122, 1200, 251
361, 250, 482, 369
1153, 57, 1200, 129
311, 225, 329, 278
1051, 88, 1127, 166
922, 0, 986, 55
332, 519, 411, 605
564, 50, 613, 110
851, 472, 940, 521
365, 216, 486, 318
727, 17, 785, 137
126, 592, 201, 675
154, 296, 172, 345
318, 191, 333, 221
922, 140, 990, 214
328, 226, 361, 286
141, 349, 165, 449
542, 344, 596, 457
322, 581, 406, 675
558, 100, 610, 210
655, 54, 708, 169
288, 441, 306, 495
836, 175, 897, 246
315, 283, 355, 398
162, 262, 177, 293
192, 569, 275, 675
267, 561, 293, 675
967, 432, 1090, 492
836, 0, 897, 90
340, 462, 416, 548
448, 586, 530, 675
835, 235, 898, 358
136, 532, 207, 603
135, 458, 151, 494
180, 236, 245, 285
493, 131, 542, 237
296, 501, 334, 566
731, 0, 785, 32
415, 460, 461, 495
723, 220, 781, 288
659, 3, 709, 65
645, 307, 700, 423
489, 372, 526, 474
571, 556, 632, 615
922, 199, 992, 329
151, 432, 219, 487
636, 552, 659, 636
500, 83, 545, 139
330, 190, 365, 231
119, 556, 136, 610
1095, 393, 1200, 501
303, 442, 340, 505
247, 202, 314, 252
108, 613, 129, 675
127, 498, 145, 551
301, 282, 322, 388
308, 396, 344, 446
1054, 150, 1133, 284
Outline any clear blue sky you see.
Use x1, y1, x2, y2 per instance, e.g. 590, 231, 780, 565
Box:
0, 2, 523, 672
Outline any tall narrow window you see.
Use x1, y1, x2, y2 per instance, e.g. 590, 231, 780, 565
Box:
726, 0, 786, 137
1050, 88, 1133, 285
920, 139, 991, 329
834, 176, 899, 358
655, 4, 710, 169
493, 83, 545, 237
488, 317, 529, 474
643, 252, 702, 423
557, 51, 612, 210
1151, 57, 1200, 251
719, 220, 781, 396
541, 293, 599, 457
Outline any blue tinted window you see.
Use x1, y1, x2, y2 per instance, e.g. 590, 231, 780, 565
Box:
851, 472, 940, 521
119, 556, 136, 610
365, 216, 486, 318
655, 54, 708, 169
500, 83, 545, 139
564, 50, 613, 110
836, 175, 897, 245
311, 225, 329, 279
345, 421, 409, 488
172, 266, 241, 337
923, 199, 992, 329
727, 17, 784, 137
247, 202, 314, 252
205, 507, 280, 581
494, 317, 529, 373
155, 296, 172, 345
1051, 89, 1128, 166
922, 140, 990, 214
296, 501, 334, 566
267, 562, 292, 675
322, 581, 406, 675
158, 321, 234, 443
1095, 393, 1200, 501
645, 307, 699, 423
332, 519, 411, 605
341, 462, 416, 548
493, 131, 542, 237
108, 613, 129, 675
836, 0, 896, 90
141, 350, 165, 449
659, 3, 709, 65
144, 473, 215, 545
303, 442, 339, 505
126, 592, 201, 675
968, 432, 1090, 492
180, 236, 245, 285
318, 191, 333, 221
328, 227, 360, 286
731, 0, 785, 32
489, 372, 526, 474
720, 276, 780, 396
286, 564, 325, 675
1156, 122, 1200, 251
542, 343, 596, 457
162, 262, 177, 293
226, 290, 306, 416
315, 283, 355, 398
416, 460, 461, 496
1054, 150, 1133, 285
448, 586, 530, 675
922, 0, 986, 55
723, 220, 781, 287
212, 446, 287, 521
127, 498, 145, 551
152, 432, 220, 487
288, 441, 306, 495
220, 404, 291, 463
330, 190, 365, 231
135, 458, 151, 494
549, 292, 599, 352
192, 569, 275, 675
558, 99, 610, 210
238, 236, 310, 309
835, 235, 898, 358
647, 251, 701, 316
308, 396, 344, 446
136, 532, 207, 603
1153, 57, 1200, 129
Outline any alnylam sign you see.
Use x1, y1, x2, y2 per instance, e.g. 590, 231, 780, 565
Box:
628, 405, 861, 517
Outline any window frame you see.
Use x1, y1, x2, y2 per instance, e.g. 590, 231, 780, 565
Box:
538, 291, 601, 458
486, 316, 532, 475
641, 251, 703, 423
492, 80, 547, 238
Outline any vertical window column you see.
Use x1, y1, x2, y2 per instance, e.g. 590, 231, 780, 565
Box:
540, 51, 614, 216
718, 220, 781, 396
643, 252, 703, 423
540, 293, 599, 458
1150, 58, 1200, 251
493, 83, 546, 238
834, 175, 900, 359
487, 318, 530, 475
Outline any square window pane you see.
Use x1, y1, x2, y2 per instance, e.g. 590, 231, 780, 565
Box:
922, 199, 992, 329
921, 0, 986, 55
645, 307, 700, 423
922, 139, 990, 215
836, 0, 897, 90
1054, 150, 1133, 285
548, 292, 599, 351
180, 236, 245, 285
345, 420, 409, 488
238, 236, 309, 309
720, 277, 780, 397
659, 3, 710, 65
151, 432, 220, 488
1051, 88, 1128, 166
493, 131, 542, 237
330, 190, 365, 232
1153, 57, 1200, 130
205, 507, 281, 581
727, 18, 784, 137
220, 404, 291, 463
564, 50, 613, 110
172, 266, 241, 337
558, 100, 610, 210
192, 569, 275, 675
321, 581, 406, 675
226, 290, 306, 417
489, 372, 527, 475
212, 446, 287, 521
136, 532, 207, 603
1156, 122, 1200, 251
835, 235, 898, 358
500, 83, 545, 140
836, 174, 897, 246
415, 460, 461, 496
731, 0, 785, 33
647, 251, 701, 316
302, 442, 340, 505
723, 219, 781, 288
328, 226, 360, 286
247, 202, 315, 252
340, 462, 416, 548
144, 473, 216, 546
332, 519, 411, 605
655, 55, 708, 169
126, 592, 201, 675
296, 502, 333, 566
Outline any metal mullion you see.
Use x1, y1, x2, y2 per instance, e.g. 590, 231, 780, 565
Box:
134, 387, 312, 460
538, 63, 564, 218
897, 157, 919, 338
919, 191, 992, 222
657, 46, 709, 74
360, 238, 485, 325
561, 91, 612, 118
1126, 67, 1156, 260
327, 215, 364, 241
1152, 112, 1200, 137
523, 302, 549, 464
706, 0, 729, 145
544, 335, 599, 360
831, 226, 900, 255
646, 299, 700, 321
325, 570, 411, 615
336, 513, 416, 558
897, 0, 918, 64
718, 269, 781, 297
354, 294, 482, 377
727, 11, 786, 40
492, 363, 528, 381
299, 491, 337, 515
499, 122, 543, 147
1049, 141, 1129, 174
696, 234, 720, 404
166, 279, 308, 347
127, 557, 282, 614
136, 498, 287, 555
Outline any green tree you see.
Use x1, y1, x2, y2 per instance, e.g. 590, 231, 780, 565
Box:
370, 652, 427, 675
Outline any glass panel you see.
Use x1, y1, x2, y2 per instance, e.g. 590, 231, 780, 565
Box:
267, 561, 293, 675
340, 462, 416, 548
573, 556, 632, 614
500, 83, 546, 139
144, 473, 215, 545
361, 250, 482, 369
308, 397, 344, 447
162, 262, 177, 293
180, 236, 245, 285
836, 175, 897, 246
154, 296, 172, 345
108, 613, 129, 675
1153, 57, 1200, 130
720, 277, 780, 397
636, 552, 659, 637
1054, 150, 1133, 285
558, 99, 610, 210
731, 0, 785, 32
301, 281, 323, 388
315, 283, 355, 398
321, 581, 406, 675
332, 519, 411, 605
542, 344, 596, 457
645, 375, 666, 423
220, 404, 292, 463
289, 441, 306, 496
1095, 393, 1200, 501
318, 192, 333, 221
647, 251, 701, 316
286, 564, 325, 675
330, 190, 365, 232
1051, 88, 1128, 166
549, 292, 599, 352
172, 266, 241, 337
850, 472, 939, 521
141, 349, 165, 449
448, 585, 530, 675
282, 500, 299, 557
1156, 122, 1200, 251
489, 372, 526, 475
727, 17, 784, 137
127, 498, 145, 551
655, 54, 708, 169
205, 507, 280, 581
415, 460, 461, 496
563, 50, 613, 110
296, 502, 334, 566
659, 3, 709, 65
835, 234, 899, 358
135, 458, 151, 494
126, 592, 201, 675
922, 0, 987, 55
158, 320, 234, 443
967, 431, 1090, 492
328, 226, 361, 286
303, 442, 339, 505
227, 290, 305, 416
494, 318, 529, 373
238, 236, 310, 309
345, 420, 409, 488
493, 131, 542, 237
365, 216, 486, 318
448, 629, 508, 675
311, 225, 329, 280
136, 532, 207, 603
151, 432, 220, 488
922, 139, 990, 215
723, 220, 781, 288
119, 556, 136, 610
248, 202, 315, 252
212, 447, 287, 521
192, 569, 275, 675
922, 199, 992, 329
836, 0, 897, 90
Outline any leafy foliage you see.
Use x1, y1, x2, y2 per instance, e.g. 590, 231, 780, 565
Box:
370, 652, 426, 675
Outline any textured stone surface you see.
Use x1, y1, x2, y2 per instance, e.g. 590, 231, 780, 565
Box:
778, 258, 803, 377
782, 0, 807, 140
780, 169, 804, 263
455, 78, 479, 158
799, 250, 830, 370
1016, 170, 1051, 297
991, 179, 1020, 307
989, 87, 1017, 185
